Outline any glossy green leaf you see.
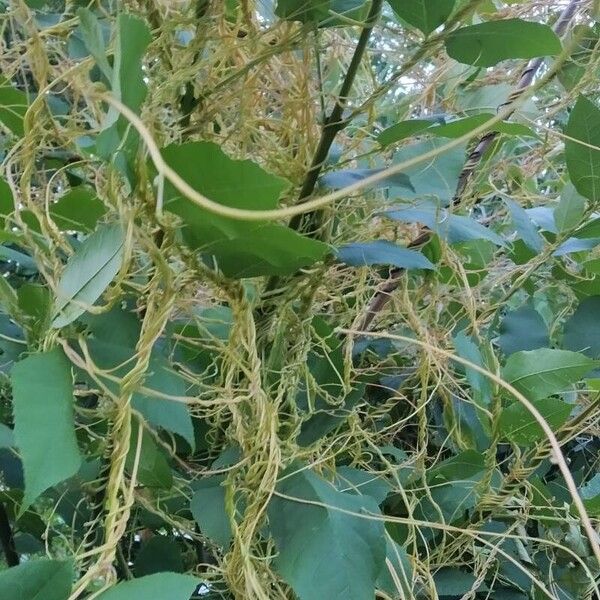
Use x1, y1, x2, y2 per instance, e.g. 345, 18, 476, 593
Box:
445, 19, 561, 67
0, 78, 28, 136
336, 241, 434, 269
498, 397, 572, 444
554, 184, 586, 233
502, 349, 596, 401
96, 573, 199, 600
268, 466, 386, 600
0, 559, 73, 600
565, 96, 600, 202
191, 474, 232, 547
53, 223, 124, 328
76, 8, 112, 80
497, 306, 549, 355
563, 296, 600, 358
11, 349, 82, 508
387, 0, 456, 35
50, 187, 107, 232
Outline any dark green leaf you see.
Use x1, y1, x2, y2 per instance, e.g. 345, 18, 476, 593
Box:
191, 474, 232, 547
445, 19, 561, 67
387, 0, 456, 35
376, 539, 413, 598
96, 573, 199, 600
50, 187, 107, 232
53, 223, 124, 328
563, 296, 600, 358
565, 96, 600, 202
502, 349, 596, 401
498, 397, 572, 444
276, 0, 368, 26
497, 306, 549, 355
134, 536, 185, 576
0, 559, 73, 600
126, 421, 173, 489
336, 241, 434, 269
434, 568, 478, 596
453, 331, 492, 409
11, 349, 82, 508
268, 466, 386, 600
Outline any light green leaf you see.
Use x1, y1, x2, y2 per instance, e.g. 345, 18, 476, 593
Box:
0, 423, 13, 448
565, 96, 600, 202
11, 349, 82, 508
336, 241, 434, 270
563, 296, 600, 359
445, 19, 561, 67
506, 198, 544, 253
498, 397, 572, 444
554, 183, 586, 233
50, 187, 107, 232
191, 474, 232, 547
96, 573, 199, 600
387, 0, 456, 35
0, 78, 28, 136
580, 473, 600, 515
268, 466, 386, 600
76, 8, 112, 80
0, 559, 73, 600
52, 223, 124, 328
502, 349, 596, 401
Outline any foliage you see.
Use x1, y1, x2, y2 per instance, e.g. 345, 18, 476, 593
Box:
0, 1, 598, 599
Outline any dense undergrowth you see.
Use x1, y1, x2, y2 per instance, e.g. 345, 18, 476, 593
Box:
0, 1, 599, 599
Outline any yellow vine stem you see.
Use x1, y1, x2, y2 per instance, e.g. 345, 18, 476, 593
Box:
337, 328, 600, 568
68, 262, 177, 600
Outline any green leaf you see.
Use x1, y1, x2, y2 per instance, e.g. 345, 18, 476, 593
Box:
321, 168, 414, 192
378, 118, 436, 146
126, 421, 173, 489
377, 539, 413, 598
445, 19, 561, 67
96, 573, 199, 600
497, 306, 549, 356
336, 241, 434, 269
191, 474, 232, 547
0, 423, 14, 448
202, 224, 329, 278
434, 568, 478, 596
506, 198, 544, 253
276, 0, 368, 27
0, 177, 14, 227
498, 397, 572, 444
387, 0, 456, 35
453, 331, 492, 409
134, 536, 184, 576
333, 466, 391, 504
502, 349, 596, 401
565, 96, 600, 202
392, 138, 467, 201
579, 473, 600, 515
76, 8, 112, 80
427, 114, 536, 139
50, 187, 107, 232
554, 183, 586, 233
268, 466, 386, 600
385, 203, 505, 246
11, 349, 82, 508
563, 296, 600, 359
17, 283, 52, 344
52, 223, 124, 328
0, 78, 28, 136
0, 559, 74, 600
